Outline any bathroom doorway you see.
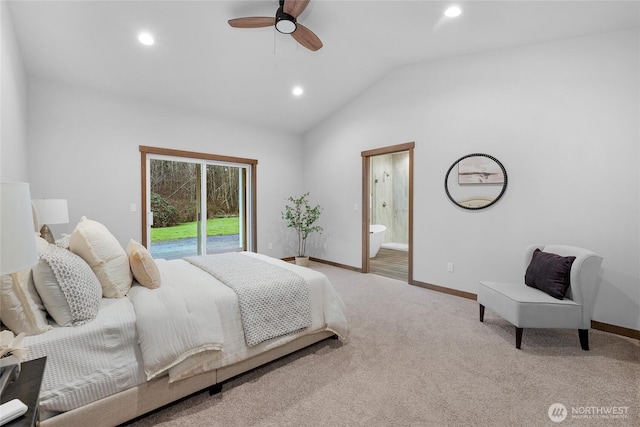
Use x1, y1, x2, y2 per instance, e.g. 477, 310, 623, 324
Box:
361, 142, 414, 282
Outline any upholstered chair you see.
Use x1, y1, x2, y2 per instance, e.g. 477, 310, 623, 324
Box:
477, 244, 603, 350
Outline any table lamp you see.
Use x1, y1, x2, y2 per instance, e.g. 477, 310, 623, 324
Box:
0, 182, 36, 423
31, 199, 69, 244
1, 182, 38, 276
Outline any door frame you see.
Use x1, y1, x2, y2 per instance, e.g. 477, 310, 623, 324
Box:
361, 141, 414, 282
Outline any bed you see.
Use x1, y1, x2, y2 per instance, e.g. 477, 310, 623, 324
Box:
2, 217, 347, 427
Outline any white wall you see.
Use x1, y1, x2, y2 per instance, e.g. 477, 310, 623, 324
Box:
26, 78, 304, 258
1, 2, 29, 182
304, 30, 640, 331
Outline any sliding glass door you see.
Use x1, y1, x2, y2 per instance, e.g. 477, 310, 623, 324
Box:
141, 147, 255, 260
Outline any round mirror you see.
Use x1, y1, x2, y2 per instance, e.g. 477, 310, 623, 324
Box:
444, 153, 508, 210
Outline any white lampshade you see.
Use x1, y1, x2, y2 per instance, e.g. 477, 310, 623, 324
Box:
1, 182, 38, 275
32, 199, 69, 225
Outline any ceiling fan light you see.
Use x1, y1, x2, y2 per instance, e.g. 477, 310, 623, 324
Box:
276, 16, 297, 34
444, 6, 463, 18
138, 32, 155, 46
275, 6, 297, 34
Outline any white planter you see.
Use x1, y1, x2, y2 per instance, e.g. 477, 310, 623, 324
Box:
295, 256, 310, 267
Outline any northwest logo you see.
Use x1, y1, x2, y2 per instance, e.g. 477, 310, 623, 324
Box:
548, 403, 568, 423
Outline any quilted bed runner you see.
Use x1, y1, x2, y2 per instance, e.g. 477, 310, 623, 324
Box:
185, 253, 312, 346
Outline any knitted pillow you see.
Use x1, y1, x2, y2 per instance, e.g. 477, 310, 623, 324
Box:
33, 245, 102, 326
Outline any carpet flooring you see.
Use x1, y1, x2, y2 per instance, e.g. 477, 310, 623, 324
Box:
125, 262, 639, 427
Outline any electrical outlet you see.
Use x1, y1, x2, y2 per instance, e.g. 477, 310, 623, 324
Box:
447, 262, 454, 273
268, 243, 273, 250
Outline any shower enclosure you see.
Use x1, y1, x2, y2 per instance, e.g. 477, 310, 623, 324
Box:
370, 152, 409, 251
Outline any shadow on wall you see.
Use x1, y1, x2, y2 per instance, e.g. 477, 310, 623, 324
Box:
595, 270, 640, 332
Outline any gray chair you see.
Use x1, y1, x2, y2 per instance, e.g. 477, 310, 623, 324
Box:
477, 244, 603, 350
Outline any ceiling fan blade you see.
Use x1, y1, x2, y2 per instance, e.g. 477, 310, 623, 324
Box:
228, 17, 275, 28
284, 0, 311, 19
291, 24, 323, 51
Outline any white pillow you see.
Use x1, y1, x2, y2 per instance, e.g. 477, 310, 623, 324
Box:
33, 245, 102, 327
0, 234, 51, 335
69, 217, 132, 298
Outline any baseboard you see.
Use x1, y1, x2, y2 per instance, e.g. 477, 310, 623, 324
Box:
310, 257, 362, 273
591, 321, 640, 340
279, 256, 362, 273
410, 279, 477, 300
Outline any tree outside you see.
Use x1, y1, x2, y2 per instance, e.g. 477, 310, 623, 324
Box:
150, 159, 241, 258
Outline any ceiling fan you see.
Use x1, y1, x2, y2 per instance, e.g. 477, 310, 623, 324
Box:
228, 0, 323, 51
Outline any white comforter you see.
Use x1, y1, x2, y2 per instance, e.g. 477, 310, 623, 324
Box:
23, 297, 147, 413
138, 252, 348, 383
127, 266, 225, 380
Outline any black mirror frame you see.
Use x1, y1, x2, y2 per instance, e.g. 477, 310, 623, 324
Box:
444, 153, 508, 210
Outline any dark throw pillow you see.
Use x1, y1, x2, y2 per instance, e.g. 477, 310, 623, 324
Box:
525, 249, 576, 299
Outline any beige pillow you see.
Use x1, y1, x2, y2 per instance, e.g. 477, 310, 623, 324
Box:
69, 217, 132, 298
0, 235, 51, 335
0, 270, 51, 335
127, 240, 161, 289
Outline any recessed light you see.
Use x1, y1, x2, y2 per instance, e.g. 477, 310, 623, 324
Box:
292, 86, 304, 96
444, 6, 462, 18
138, 32, 155, 46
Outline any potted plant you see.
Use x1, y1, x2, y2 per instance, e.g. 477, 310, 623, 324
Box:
282, 192, 322, 266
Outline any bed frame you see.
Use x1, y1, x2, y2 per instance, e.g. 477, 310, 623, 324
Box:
39, 331, 335, 427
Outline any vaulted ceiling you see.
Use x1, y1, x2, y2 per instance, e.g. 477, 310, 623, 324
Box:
8, 0, 640, 134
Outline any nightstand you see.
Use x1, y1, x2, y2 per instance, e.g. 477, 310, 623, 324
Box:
0, 357, 46, 427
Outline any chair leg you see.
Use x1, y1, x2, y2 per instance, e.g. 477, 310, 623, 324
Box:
515, 327, 523, 349
579, 329, 589, 351
479, 304, 485, 322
